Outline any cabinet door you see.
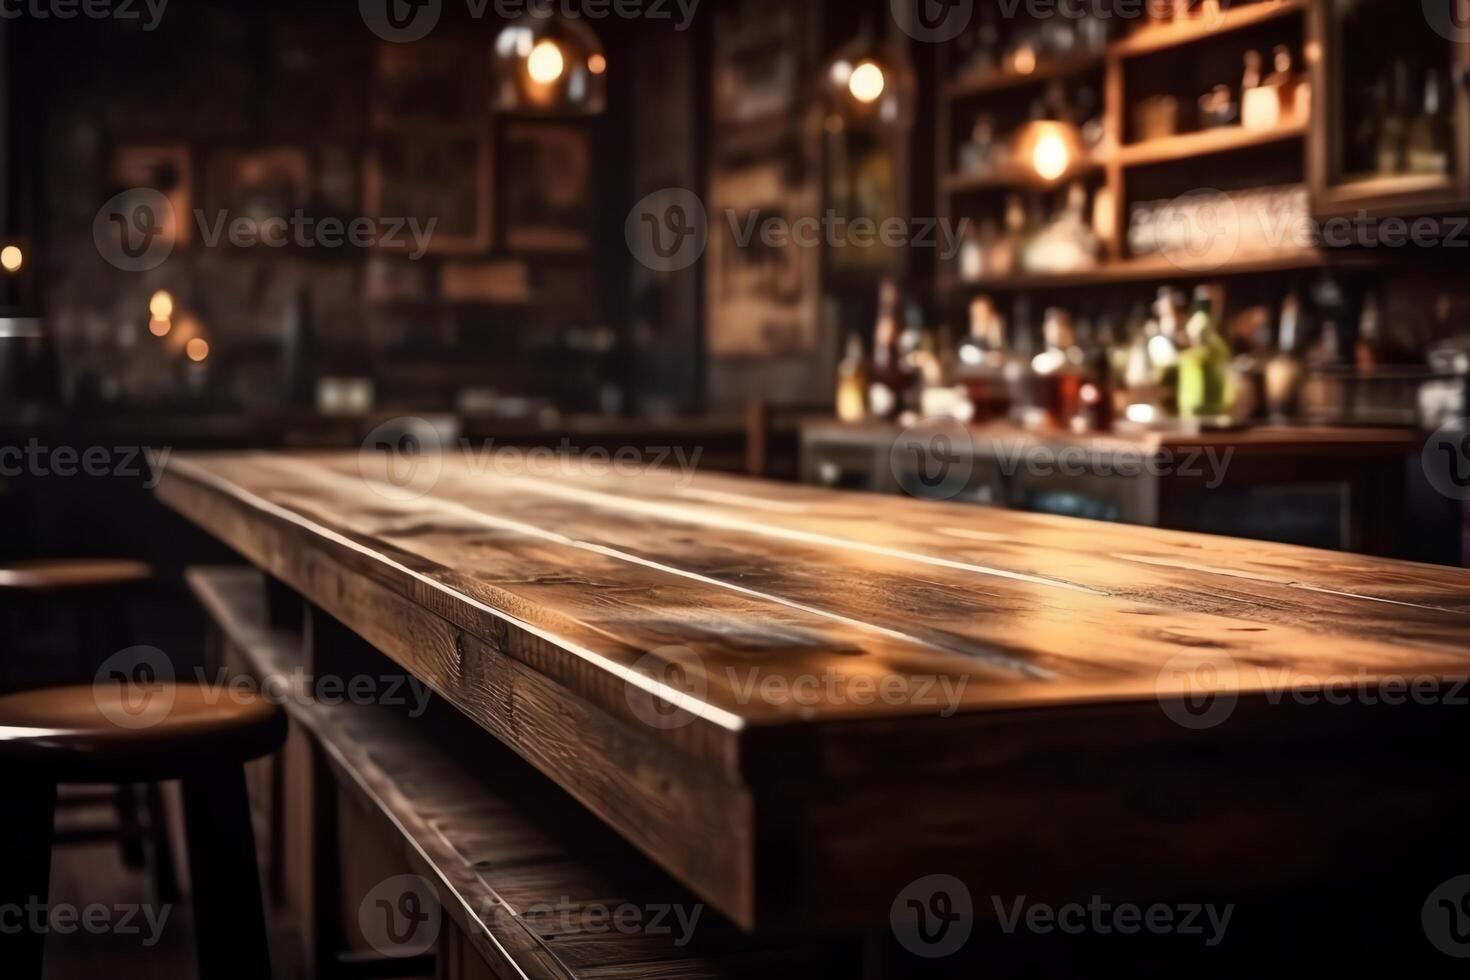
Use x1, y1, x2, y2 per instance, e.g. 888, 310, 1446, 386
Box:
1310, 0, 1470, 217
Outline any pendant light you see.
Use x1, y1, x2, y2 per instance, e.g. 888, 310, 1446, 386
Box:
493, 9, 607, 115
819, 19, 915, 132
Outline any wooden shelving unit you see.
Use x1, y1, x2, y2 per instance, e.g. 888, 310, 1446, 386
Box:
1112, 0, 1309, 58
938, 0, 1318, 295
1116, 120, 1307, 167
940, 246, 1331, 294
945, 51, 1107, 100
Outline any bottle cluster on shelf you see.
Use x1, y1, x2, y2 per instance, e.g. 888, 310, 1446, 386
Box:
835, 277, 1460, 434
957, 183, 1107, 281
1352, 61, 1455, 181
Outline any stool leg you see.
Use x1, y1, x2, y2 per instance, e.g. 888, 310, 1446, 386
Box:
182, 768, 272, 980
0, 780, 56, 979
145, 782, 181, 905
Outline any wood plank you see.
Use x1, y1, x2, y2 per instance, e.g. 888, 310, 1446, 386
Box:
188, 567, 853, 977
159, 453, 1470, 930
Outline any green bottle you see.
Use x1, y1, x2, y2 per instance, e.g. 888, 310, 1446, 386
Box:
1178, 287, 1235, 423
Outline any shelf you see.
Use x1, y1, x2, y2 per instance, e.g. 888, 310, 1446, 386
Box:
945, 51, 1107, 100
941, 246, 1330, 293
1117, 122, 1307, 167
943, 159, 1110, 193
1113, 0, 1308, 59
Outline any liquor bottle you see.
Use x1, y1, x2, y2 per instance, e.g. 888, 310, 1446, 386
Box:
867, 281, 907, 420
1032, 307, 1085, 428
1241, 49, 1279, 132
1406, 70, 1451, 175
1355, 293, 1385, 371
1265, 292, 1304, 422
1308, 318, 1345, 368
1376, 62, 1411, 175
1265, 46, 1305, 123
957, 296, 1012, 422
1177, 287, 1235, 424
835, 333, 869, 423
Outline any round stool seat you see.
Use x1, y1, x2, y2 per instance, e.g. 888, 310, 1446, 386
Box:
0, 683, 286, 783
0, 559, 153, 592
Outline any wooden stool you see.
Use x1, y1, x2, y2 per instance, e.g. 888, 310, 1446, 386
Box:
0, 682, 286, 980
0, 559, 167, 893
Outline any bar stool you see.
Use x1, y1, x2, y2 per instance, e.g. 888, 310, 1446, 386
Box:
0, 681, 286, 980
0, 559, 168, 891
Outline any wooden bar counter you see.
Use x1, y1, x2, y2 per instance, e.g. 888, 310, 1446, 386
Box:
155, 451, 1470, 934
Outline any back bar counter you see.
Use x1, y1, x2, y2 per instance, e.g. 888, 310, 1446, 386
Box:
157, 451, 1470, 976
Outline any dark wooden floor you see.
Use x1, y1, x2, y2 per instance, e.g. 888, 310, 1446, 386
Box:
42, 794, 305, 980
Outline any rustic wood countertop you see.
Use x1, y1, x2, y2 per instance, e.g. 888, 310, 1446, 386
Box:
156, 451, 1470, 931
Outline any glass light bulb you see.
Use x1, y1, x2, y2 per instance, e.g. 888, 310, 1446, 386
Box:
848, 61, 886, 104
0, 245, 22, 273
527, 39, 566, 85
149, 289, 174, 319
1032, 131, 1071, 181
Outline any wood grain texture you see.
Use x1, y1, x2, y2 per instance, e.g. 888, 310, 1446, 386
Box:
188, 567, 855, 979
159, 452, 1470, 929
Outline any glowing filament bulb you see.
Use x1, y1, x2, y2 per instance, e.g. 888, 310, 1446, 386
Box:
527, 39, 566, 85
848, 61, 886, 104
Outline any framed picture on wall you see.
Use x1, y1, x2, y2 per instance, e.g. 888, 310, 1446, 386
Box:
501, 122, 593, 253
372, 42, 485, 129
706, 159, 820, 357
108, 143, 193, 247
203, 146, 312, 229
364, 128, 493, 255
